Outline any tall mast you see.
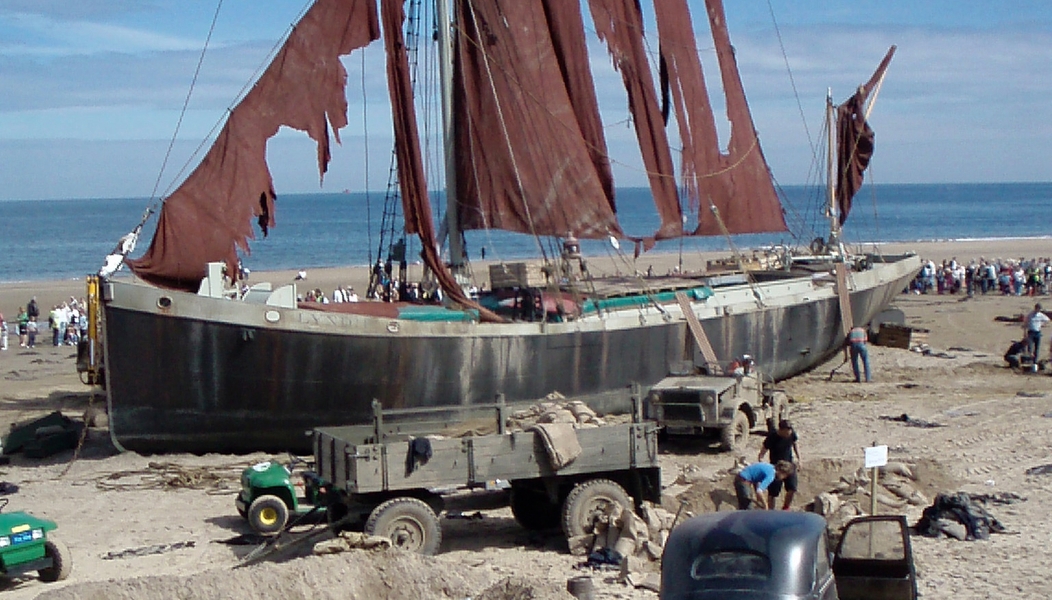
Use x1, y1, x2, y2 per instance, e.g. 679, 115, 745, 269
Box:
436, 0, 464, 272
825, 88, 841, 254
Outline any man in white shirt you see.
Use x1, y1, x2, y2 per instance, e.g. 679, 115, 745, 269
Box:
1024, 303, 1050, 363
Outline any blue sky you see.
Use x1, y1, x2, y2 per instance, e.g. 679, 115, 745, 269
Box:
1, 0, 1050, 201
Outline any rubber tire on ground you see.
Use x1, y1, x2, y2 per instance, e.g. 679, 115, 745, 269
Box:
561, 479, 633, 539
510, 485, 561, 531
248, 494, 290, 536
364, 497, 442, 555
720, 410, 751, 452
38, 537, 72, 582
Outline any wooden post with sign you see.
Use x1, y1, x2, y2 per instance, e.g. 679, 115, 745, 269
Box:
864, 442, 888, 516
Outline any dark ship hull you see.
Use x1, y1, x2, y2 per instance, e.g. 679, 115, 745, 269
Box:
97, 254, 919, 453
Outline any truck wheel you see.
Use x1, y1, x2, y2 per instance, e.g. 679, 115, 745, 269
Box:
365, 497, 442, 555
720, 410, 750, 452
38, 537, 72, 582
769, 391, 790, 423
248, 494, 289, 535
561, 479, 632, 539
510, 485, 561, 531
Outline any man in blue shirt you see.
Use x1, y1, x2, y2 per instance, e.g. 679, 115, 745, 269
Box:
734, 461, 796, 510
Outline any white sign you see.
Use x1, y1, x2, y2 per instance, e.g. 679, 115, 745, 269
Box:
864, 445, 889, 469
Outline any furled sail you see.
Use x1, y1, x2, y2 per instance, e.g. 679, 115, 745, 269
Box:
451, 0, 622, 240
655, 0, 787, 236
836, 46, 896, 226
126, 0, 380, 291
588, 0, 683, 241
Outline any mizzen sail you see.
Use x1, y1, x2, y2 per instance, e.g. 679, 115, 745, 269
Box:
836, 46, 896, 226
126, 0, 380, 291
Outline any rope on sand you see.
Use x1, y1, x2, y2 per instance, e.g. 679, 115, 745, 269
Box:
95, 461, 246, 494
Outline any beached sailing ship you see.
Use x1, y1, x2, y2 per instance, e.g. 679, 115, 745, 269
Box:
81, 0, 919, 453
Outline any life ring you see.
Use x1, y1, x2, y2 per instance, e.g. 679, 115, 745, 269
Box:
809, 237, 827, 255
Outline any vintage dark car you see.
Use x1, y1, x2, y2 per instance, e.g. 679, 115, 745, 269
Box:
661, 511, 916, 600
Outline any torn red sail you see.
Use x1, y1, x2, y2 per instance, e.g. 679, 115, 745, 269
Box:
126, 0, 380, 291
452, 0, 621, 240
655, 0, 786, 236
382, 0, 502, 322
588, 0, 683, 240
837, 46, 896, 226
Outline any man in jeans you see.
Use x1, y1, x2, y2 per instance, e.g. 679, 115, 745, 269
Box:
734, 461, 796, 510
1024, 303, 1049, 364
848, 325, 871, 383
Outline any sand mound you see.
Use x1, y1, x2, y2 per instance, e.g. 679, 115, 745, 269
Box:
34, 548, 572, 600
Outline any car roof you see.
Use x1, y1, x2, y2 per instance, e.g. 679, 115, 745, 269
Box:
661, 511, 828, 599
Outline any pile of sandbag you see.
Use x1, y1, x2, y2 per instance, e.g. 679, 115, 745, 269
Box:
566, 499, 686, 592
809, 461, 929, 538
506, 393, 606, 430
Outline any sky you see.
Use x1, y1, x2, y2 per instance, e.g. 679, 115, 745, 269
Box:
1, 0, 1051, 202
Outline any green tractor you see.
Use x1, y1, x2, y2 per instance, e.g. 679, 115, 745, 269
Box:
0, 499, 71, 582
235, 459, 329, 535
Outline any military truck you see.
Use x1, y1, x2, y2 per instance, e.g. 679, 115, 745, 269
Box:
645, 372, 790, 452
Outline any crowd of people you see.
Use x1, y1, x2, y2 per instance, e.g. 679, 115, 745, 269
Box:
910, 256, 1052, 296
0, 296, 89, 351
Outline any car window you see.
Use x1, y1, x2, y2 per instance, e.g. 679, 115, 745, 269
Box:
839, 519, 905, 560
690, 550, 771, 584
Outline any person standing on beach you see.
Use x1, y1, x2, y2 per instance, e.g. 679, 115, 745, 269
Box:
1024, 303, 1049, 363
16, 307, 28, 348
757, 420, 803, 510
0, 312, 7, 351
27, 297, 39, 321
848, 325, 871, 383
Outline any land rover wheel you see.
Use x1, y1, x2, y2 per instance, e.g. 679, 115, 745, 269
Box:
38, 537, 72, 582
248, 494, 289, 535
720, 410, 751, 452
561, 479, 633, 539
364, 497, 442, 555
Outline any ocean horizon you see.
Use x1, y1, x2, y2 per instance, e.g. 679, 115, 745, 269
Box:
1, 182, 1050, 284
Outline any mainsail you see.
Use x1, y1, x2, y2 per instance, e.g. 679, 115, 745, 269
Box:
836, 46, 896, 226
125, 0, 788, 298
126, 0, 380, 291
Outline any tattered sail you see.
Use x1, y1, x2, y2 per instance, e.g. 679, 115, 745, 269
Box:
452, 0, 622, 240
836, 46, 896, 226
126, 0, 380, 291
381, 0, 501, 322
588, 0, 682, 241
655, 0, 787, 236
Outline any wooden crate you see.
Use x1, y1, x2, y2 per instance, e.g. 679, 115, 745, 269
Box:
875, 323, 929, 349
489, 262, 548, 289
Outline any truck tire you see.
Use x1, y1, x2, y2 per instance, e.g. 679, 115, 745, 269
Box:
720, 410, 750, 452
248, 494, 289, 535
365, 497, 442, 555
38, 537, 72, 582
510, 485, 561, 531
561, 479, 633, 539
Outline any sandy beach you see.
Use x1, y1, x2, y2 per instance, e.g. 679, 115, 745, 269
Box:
1, 238, 1051, 599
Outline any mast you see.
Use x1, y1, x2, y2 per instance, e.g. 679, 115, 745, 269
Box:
825, 88, 842, 256
436, 0, 465, 273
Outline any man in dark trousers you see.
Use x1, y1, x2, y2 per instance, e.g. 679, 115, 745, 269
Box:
27, 296, 39, 321
757, 419, 803, 510
734, 461, 796, 510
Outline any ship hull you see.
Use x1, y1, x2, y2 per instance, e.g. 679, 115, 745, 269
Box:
99, 255, 919, 453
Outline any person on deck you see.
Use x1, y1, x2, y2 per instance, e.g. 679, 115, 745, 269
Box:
1024, 303, 1050, 363
757, 420, 803, 510
848, 325, 871, 383
734, 461, 796, 510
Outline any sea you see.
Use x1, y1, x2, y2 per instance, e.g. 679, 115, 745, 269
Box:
0, 182, 1049, 284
